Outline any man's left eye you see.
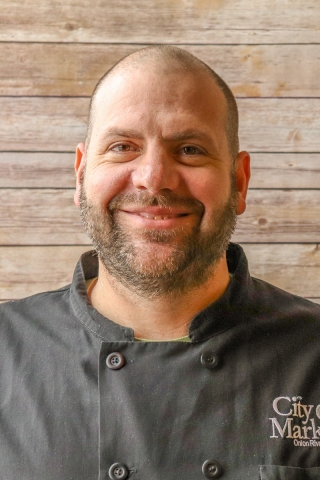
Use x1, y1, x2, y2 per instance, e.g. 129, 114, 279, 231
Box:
182, 146, 201, 155
112, 144, 133, 152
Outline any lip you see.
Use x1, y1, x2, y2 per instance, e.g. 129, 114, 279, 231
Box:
121, 207, 191, 221
118, 207, 194, 227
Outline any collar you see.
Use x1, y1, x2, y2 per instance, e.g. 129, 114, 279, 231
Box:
70, 243, 254, 343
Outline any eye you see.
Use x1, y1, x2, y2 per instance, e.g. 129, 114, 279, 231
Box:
111, 143, 135, 152
181, 145, 203, 155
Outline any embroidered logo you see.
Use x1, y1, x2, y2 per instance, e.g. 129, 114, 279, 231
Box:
269, 396, 320, 447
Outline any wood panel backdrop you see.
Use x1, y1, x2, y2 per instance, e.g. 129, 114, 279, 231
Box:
0, 0, 319, 303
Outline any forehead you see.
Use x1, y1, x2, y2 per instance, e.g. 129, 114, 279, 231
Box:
90, 65, 228, 145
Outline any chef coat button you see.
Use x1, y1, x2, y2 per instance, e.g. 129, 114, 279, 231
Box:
202, 459, 223, 478
106, 353, 125, 370
200, 352, 219, 369
108, 462, 129, 479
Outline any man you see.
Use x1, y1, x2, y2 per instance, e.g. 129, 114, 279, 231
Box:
0, 46, 320, 479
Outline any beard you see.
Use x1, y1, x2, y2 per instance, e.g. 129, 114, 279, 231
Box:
80, 176, 238, 298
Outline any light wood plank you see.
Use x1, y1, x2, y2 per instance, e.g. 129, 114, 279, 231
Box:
0, 189, 319, 245
244, 244, 320, 298
1, 98, 320, 152
234, 190, 320, 243
1, 0, 320, 43
0, 97, 88, 152
1, 152, 319, 189
249, 154, 320, 189
0, 189, 89, 245
1, 244, 319, 300
0, 152, 75, 188
1, 44, 320, 97
0, 246, 89, 299
238, 99, 320, 153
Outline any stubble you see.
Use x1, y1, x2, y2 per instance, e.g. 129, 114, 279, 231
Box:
80, 177, 238, 297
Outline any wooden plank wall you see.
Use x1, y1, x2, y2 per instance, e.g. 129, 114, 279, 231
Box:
0, 0, 319, 303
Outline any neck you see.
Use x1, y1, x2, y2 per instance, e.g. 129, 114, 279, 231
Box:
89, 256, 230, 340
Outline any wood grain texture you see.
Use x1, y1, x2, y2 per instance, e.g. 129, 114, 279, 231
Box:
238, 99, 320, 153
1, 43, 320, 97
0, 246, 89, 299
0, 152, 75, 188
234, 190, 320, 243
249, 154, 320, 189
0, 97, 88, 152
0, 189, 89, 245
1, 0, 320, 43
1, 152, 319, 189
1, 244, 319, 300
0, 189, 319, 245
244, 243, 320, 298
1, 97, 320, 152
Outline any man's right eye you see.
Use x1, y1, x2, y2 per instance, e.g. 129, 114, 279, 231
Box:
111, 144, 133, 152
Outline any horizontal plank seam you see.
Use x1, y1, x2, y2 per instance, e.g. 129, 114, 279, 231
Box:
2, 95, 320, 100
0, 243, 318, 247
2, 151, 320, 155
0, 189, 320, 193
1, 187, 319, 191
0, 150, 77, 154
1, 41, 320, 46
0, 187, 77, 190
238, 242, 320, 245
0, 244, 92, 247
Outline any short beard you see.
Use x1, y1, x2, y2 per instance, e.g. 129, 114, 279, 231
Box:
80, 177, 238, 298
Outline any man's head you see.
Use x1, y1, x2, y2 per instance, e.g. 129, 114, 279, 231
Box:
86, 46, 239, 161
74, 46, 250, 297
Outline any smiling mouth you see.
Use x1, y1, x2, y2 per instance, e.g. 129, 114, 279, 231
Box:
138, 212, 188, 220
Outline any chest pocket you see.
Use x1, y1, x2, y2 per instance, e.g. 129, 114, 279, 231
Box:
260, 465, 320, 479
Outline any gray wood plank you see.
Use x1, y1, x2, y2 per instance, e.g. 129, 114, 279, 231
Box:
1, 98, 320, 152
1, 0, 320, 43
1, 244, 319, 299
244, 243, 320, 298
1, 152, 319, 189
249, 153, 320, 189
1, 44, 320, 97
234, 190, 320, 243
0, 189, 90, 245
0, 152, 75, 188
0, 245, 89, 299
0, 189, 319, 244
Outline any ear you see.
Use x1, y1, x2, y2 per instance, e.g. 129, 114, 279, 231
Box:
234, 151, 251, 215
74, 142, 86, 207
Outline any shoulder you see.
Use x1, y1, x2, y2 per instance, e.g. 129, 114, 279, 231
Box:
251, 275, 320, 318
244, 276, 320, 346
0, 285, 72, 336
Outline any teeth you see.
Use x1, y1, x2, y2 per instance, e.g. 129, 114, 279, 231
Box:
139, 213, 169, 220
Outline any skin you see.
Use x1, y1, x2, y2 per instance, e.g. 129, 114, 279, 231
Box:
74, 63, 250, 340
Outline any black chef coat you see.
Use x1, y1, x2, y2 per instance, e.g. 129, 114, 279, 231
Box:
0, 243, 320, 480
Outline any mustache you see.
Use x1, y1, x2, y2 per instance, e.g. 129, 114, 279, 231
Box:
108, 192, 204, 214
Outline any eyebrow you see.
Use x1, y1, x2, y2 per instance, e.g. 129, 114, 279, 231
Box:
99, 128, 214, 144
165, 130, 214, 144
99, 128, 144, 141
97, 127, 221, 159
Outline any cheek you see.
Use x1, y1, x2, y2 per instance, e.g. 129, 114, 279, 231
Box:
85, 166, 132, 206
185, 173, 230, 216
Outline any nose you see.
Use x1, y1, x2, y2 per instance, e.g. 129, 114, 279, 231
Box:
131, 146, 180, 195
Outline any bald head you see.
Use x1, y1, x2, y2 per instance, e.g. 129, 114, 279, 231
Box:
85, 46, 239, 159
